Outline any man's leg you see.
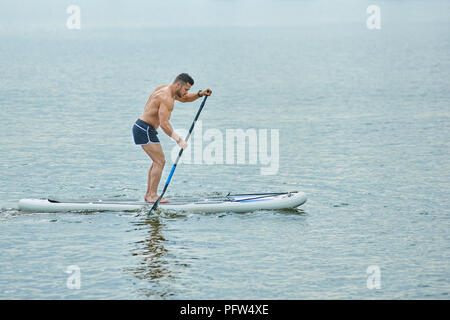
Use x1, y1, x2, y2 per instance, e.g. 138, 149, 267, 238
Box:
147, 162, 154, 196
141, 143, 169, 203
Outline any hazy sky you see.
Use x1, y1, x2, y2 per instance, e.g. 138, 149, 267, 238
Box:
0, 0, 449, 31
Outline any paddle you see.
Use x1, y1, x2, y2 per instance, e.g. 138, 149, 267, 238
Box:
147, 95, 208, 215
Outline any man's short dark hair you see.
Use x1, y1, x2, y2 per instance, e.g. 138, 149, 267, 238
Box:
173, 73, 194, 86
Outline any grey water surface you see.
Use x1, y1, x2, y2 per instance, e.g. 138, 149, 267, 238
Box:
0, 0, 449, 299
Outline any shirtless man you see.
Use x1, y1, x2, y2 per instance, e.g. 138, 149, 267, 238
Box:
132, 73, 212, 203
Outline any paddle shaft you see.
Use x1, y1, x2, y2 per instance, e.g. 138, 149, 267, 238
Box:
148, 95, 208, 215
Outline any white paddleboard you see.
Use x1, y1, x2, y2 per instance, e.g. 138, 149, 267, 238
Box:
18, 191, 307, 213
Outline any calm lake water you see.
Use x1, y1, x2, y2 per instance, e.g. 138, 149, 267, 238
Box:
0, 0, 449, 299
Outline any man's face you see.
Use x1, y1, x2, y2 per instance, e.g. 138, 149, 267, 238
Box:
176, 82, 191, 98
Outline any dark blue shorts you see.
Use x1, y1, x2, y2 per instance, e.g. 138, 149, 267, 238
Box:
132, 119, 160, 145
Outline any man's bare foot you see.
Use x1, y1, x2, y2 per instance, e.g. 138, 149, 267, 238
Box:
145, 195, 169, 203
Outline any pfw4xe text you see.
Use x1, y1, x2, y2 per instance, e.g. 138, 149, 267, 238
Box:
180, 304, 269, 317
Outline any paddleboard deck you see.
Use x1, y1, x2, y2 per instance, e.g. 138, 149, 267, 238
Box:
18, 191, 307, 213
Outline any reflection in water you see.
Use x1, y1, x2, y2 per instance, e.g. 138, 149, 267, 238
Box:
126, 214, 175, 299
124, 209, 305, 299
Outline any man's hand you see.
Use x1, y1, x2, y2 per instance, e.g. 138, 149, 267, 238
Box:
199, 88, 212, 97
171, 131, 188, 149
177, 138, 188, 150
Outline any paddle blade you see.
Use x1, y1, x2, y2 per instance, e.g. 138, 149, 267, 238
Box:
147, 201, 159, 215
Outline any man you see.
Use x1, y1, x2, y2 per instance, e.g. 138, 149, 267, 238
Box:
132, 73, 212, 203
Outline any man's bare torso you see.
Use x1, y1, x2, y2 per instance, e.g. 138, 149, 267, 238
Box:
140, 85, 174, 129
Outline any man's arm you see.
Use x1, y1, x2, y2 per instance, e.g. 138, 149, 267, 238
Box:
175, 88, 212, 103
159, 102, 188, 149
158, 102, 175, 137
174, 92, 201, 103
